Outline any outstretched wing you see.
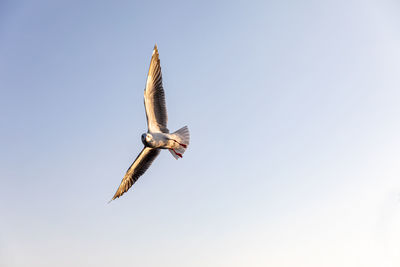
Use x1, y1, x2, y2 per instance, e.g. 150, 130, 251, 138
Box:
144, 45, 169, 133
110, 147, 160, 201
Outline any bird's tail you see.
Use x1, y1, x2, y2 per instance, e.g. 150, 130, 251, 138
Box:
168, 126, 190, 159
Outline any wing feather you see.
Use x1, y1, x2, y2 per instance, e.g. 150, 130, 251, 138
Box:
144, 45, 169, 133
110, 147, 160, 201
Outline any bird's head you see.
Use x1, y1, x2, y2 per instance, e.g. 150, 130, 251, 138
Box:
141, 133, 152, 146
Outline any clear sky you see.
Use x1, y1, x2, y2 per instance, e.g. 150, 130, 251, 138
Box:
1, 0, 400, 266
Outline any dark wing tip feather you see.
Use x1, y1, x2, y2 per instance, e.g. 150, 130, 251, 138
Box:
152, 44, 159, 58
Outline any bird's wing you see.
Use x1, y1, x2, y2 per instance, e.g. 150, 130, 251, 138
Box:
110, 147, 160, 201
144, 45, 169, 133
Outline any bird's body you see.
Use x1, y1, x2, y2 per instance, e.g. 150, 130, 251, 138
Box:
110, 45, 189, 201
142, 132, 169, 148
142, 132, 184, 149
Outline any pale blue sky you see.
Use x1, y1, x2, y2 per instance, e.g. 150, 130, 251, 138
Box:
1, 0, 400, 266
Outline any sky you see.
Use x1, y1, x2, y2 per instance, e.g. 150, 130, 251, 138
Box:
1, 0, 400, 266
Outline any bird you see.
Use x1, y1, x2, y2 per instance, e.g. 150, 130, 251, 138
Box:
110, 45, 190, 201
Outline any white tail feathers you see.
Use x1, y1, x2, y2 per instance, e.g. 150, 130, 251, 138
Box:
168, 126, 190, 159
174, 125, 190, 145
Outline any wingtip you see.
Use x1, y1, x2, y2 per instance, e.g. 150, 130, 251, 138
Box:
108, 193, 120, 203
153, 44, 158, 55
108, 197, 115, 204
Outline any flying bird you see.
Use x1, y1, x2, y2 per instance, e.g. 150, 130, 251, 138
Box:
110, 45, 190, 201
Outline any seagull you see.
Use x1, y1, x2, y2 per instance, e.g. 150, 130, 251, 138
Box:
110, 45, 190, 201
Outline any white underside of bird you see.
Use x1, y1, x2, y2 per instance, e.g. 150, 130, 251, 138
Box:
110, 45, 190, 201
